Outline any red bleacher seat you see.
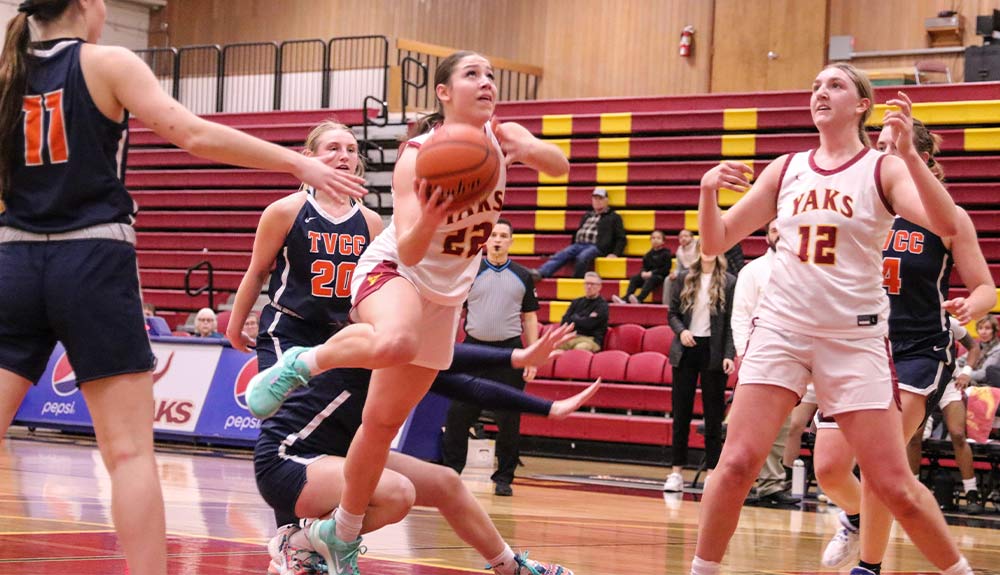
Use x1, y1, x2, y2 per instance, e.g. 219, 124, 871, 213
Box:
589, 350, 629, 382
624, 351, 668, 385
552, 349, 594, 380
641, 325, 674, 353
216, 310, 232, 333
536, 358, 555, 379
605, 324, 644, 354
171, 330, 192, 337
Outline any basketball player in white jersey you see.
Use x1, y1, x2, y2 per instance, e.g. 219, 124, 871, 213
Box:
687, 63, 974, 575
246, 51, 568, 574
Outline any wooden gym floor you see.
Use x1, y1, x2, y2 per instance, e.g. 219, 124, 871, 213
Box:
0, 433, 998, 574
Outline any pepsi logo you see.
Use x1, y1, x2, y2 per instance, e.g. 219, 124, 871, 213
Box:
233, 356, 259, 411
50, 352, 78, 397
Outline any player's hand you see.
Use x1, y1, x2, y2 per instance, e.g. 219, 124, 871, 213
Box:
226, 327, 255, 353
491, 117, 535, 167
548, 379, 601, 419
943, 297, 972, 324
701, 161, 752, 194
298, 155, 367, 199
680, 329, 696, 347
722, 358, 736, 375
511, 323, 577, 368
883, 91, 915, 159
414, 178, 453, 228
523, 365, 538, 382
955, 373, 972, 391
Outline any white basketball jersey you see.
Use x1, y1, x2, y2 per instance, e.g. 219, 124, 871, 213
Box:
756, 148, 895, 338
359, 124, 506, 306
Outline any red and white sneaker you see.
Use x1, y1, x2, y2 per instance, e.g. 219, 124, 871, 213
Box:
267, 523, 329, 575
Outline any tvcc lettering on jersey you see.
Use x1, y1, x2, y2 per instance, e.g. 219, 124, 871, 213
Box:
306, 232, 367, 256
882, 229, 924, 255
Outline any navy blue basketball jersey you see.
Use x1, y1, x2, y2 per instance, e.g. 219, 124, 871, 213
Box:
883, 217, 953, 345
267, 192, 369, 326
0, 39, 133, 233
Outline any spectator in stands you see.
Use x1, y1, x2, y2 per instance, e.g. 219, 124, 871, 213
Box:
531, 188, 626, 279
665, 228, 699, 303
909, 318, 984, 514
690, 67, 975, 575
243, 312, 259, 342
0, 3, 366, 574
723, 243, 745, 276
441, 218, 540, 497
663, 250, 736, 493
730, 219, 800, 507
971, 315, 1000, 386
558, 272, 609, 351
613, 230, 671, 304
194, 308, 223, 338
142, 302, 157, 318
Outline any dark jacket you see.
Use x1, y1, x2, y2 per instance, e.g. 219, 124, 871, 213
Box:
561, 295, 609, 346
667, 270, 737, 370
577, 210, 626, 257
641, 246, 673, 278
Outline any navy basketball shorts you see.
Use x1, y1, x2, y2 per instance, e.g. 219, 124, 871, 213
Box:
0, 239, 154, 384
254, 433, 322, 523
256, 305, 342, 371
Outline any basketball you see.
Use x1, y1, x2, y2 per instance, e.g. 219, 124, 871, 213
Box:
414, 123, 501, 212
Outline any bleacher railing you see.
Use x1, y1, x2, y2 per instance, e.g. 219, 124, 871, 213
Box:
135, 35, 390, 114
396, 38, 542, 118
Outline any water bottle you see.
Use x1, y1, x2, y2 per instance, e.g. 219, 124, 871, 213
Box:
791, 459, 806, 498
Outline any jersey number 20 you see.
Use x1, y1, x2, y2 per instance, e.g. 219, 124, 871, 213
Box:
23, 90, 69, 166
311, 260, 355, 298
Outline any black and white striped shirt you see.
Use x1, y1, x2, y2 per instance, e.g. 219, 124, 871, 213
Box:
464, 259, 539, 342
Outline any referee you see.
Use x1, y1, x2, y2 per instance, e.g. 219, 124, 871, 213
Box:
441, 218, 540, 497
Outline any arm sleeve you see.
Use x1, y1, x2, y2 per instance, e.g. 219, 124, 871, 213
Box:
668, 273, 687, 334
948, 316, 969, 341
430, 372, 552, 415
449, 343, 514, 373
520, 269, 540, 312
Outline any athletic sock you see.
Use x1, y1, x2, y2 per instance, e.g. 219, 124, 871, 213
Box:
942, 556, 973, 575
690, 556, 721, 575
962, 478, 978, 494
846, 512, 861, 531
858, 560, 881, 574
300, 347, 321, 375
334, 507, 364, 542
487, 544, 517, 575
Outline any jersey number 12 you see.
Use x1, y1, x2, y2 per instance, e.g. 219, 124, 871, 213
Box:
23, 90, 69, 166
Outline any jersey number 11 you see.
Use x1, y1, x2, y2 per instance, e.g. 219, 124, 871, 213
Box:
23, 90, 69, 166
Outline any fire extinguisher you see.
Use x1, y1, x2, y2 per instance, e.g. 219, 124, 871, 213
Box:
679, 25, 695, 58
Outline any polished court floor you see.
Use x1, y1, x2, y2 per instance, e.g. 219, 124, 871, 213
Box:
1, 433, 998, 574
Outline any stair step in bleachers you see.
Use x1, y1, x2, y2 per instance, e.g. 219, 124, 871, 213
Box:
131, 190, 288, 208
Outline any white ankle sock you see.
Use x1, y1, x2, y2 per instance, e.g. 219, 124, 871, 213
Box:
299, 347, 321, 375
962, 478, 977, 493
691, 556, 721, 575
289, 528, 313, 550
942, 556, 972, 575
488, 545, 517, 575
334, 507, 364, 542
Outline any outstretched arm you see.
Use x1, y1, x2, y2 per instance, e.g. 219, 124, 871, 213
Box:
698, 157, 782, 256
492, 119, 569, 176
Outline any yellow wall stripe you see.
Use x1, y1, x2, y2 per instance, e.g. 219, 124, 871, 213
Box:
964, 127, 1000, 152
555, 278, 584, 300
723, 108, 758, 131
868, 100, 1000, 127
598, 138, 631, 160
510, 234, 535, 255
596, 162, 630, 183
548, 300, 569, 323
717, 188, 743, 207
721, 134, 756, 157
594, 257, 627, 279
536, 187, 568, 208
541, 114, 573, 136
625, 234, 649, 256
534, 210, 566, 231
548, 138, 572, 158
684, 210, 699, 231
600, 112, 632, 134
606, 186, 628, 207
618, 210, 656, 231
539, 170, 569, 184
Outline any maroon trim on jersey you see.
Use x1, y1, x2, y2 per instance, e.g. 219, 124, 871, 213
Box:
397, 140, 422, 158
776, 154, 795, 189
352, 260, 407, 310
884, 336, 902, 410
873, 154, 896, 216
807, 147, 870, 176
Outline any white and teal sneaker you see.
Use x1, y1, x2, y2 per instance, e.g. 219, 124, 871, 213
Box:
247, 346, 312, 419
306, 518, 365, 575
511, 551, 574, 575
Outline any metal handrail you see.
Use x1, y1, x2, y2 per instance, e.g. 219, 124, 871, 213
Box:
184, 260, 216, 311
400, 56, 427, 123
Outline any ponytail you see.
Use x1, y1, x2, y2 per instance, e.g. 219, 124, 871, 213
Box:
0, 12, 33, 199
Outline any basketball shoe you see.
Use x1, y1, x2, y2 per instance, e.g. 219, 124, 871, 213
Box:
822, 511, 860, 568
489, 551, 573, 575
247, 346, 311, 419
848, 568, 875, 575
267, 523, 328, 575
306, 518, 365, 575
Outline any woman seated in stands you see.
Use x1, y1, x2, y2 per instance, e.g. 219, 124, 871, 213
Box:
971, 315, 1000, 386
662, 248, 735, 493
